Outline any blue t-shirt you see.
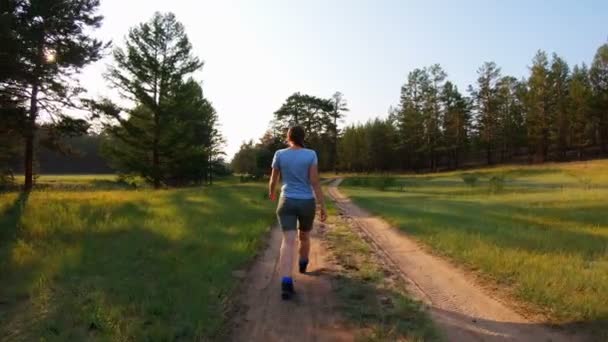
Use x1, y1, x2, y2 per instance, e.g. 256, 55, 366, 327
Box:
271, 148, 318, 200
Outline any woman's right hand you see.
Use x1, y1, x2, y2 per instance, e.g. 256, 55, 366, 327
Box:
319, 207, 327, 222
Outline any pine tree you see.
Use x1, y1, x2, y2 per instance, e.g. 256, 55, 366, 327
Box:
330, 92, 348, 172
441, 81, 470, 168
0, 0, 106, 190
496, 76, 526, 161
338, 124, 368, 172
549, 54, 571, 160
0, 94, 22, 184
273, 92, 334, 134
365, 118, 398, 171
526, 51, 552, 162
100, 12, 204, 188
569, 64, 592, 159
164, 79, 221, 185
272, 92, 334, 169
231, 140, 258, 176
470, 62, 501, 165
589, 43, 608, 153
396, 68, 429, 170
423, 64, 447, 171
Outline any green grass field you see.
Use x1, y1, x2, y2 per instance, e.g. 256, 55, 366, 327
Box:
341, 160, 608, 333
0, 176, 275, 341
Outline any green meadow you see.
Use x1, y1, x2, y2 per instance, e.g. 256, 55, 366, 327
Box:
341, 160, 608, 333
0, 177, 274, 341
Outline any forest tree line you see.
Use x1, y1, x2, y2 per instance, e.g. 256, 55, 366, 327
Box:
234, 43, 608, 174
1, 1, 223, 189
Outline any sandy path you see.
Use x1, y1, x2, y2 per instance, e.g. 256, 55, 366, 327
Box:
230, 224, 354, 342
327, 179, 582, 342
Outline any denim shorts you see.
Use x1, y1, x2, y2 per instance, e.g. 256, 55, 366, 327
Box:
276, 197, 316, 231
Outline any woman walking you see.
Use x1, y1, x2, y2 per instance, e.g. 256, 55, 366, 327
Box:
268, 126, 327, 300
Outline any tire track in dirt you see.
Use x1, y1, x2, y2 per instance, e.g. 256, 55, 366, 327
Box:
229, 224, 355, 342
327, 179, 584, 342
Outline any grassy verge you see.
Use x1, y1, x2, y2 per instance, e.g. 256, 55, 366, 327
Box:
0, 178, 274, 341
339, 160, 608, 336
323, 196, 440, 341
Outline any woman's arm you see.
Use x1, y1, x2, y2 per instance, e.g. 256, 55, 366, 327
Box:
309, 164, 327, 222
269, 167, 280, 201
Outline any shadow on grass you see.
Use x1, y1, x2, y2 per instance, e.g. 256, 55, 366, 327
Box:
0, 186, 275, 341
0, 191, 30, 243
0, 192, 31, 272
30, 179, 136, 191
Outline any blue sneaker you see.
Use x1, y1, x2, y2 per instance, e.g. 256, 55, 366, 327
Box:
298, 259, 309, 274
281, 277, 295, 300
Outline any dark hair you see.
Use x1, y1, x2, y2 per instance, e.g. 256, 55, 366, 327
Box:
287, 126, 305, 147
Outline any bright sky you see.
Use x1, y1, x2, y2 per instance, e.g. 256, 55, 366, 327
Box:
79, 0, 608, 158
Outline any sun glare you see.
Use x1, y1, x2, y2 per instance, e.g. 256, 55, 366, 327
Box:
44, 50, 56, 63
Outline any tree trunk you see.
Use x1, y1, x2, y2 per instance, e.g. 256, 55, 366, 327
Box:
24, 81, 39, 191
208, 154, 213, 186
153, 112, 160, 189
486, 145, 492, 165
333, 116, 338, 174
542, 128, 549, 162
24, 130, 34, 191
601, 122, 608, 155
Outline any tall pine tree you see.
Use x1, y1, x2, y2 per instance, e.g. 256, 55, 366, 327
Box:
496, 76, 526, 161
423, 64, 447, 171
441, 81, 470, 168
589, 43, 608, 154
470, 62, 501, 165
99, 12, 205, 188
330, 92, 348, 172
272, 92, 334, 169
0, 0, 106, 190
396, 68, 429, 170
549, 54, 571, 160
569, 64, 593, 159
526, 51, 552, 162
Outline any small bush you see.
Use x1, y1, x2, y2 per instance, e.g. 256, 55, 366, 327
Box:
0, 169, 15, 191
117, 174, 139, 188
488, 175, 505, 193
461, 174, 479, 187
239, 174, 265, 183
564, 171, 594, 190
349, 178, 371, 187
375, 176, 397, 191
579, 177, 593, 190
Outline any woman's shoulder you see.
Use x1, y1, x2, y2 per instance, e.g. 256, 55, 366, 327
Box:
274, 148, 289, 155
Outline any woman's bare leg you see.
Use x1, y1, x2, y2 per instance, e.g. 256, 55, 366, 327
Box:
279, 230, 297, 278
298, 230, 310, 261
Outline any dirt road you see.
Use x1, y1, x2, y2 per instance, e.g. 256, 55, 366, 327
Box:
327, 179, 582, 342
230, 224, 354, 342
